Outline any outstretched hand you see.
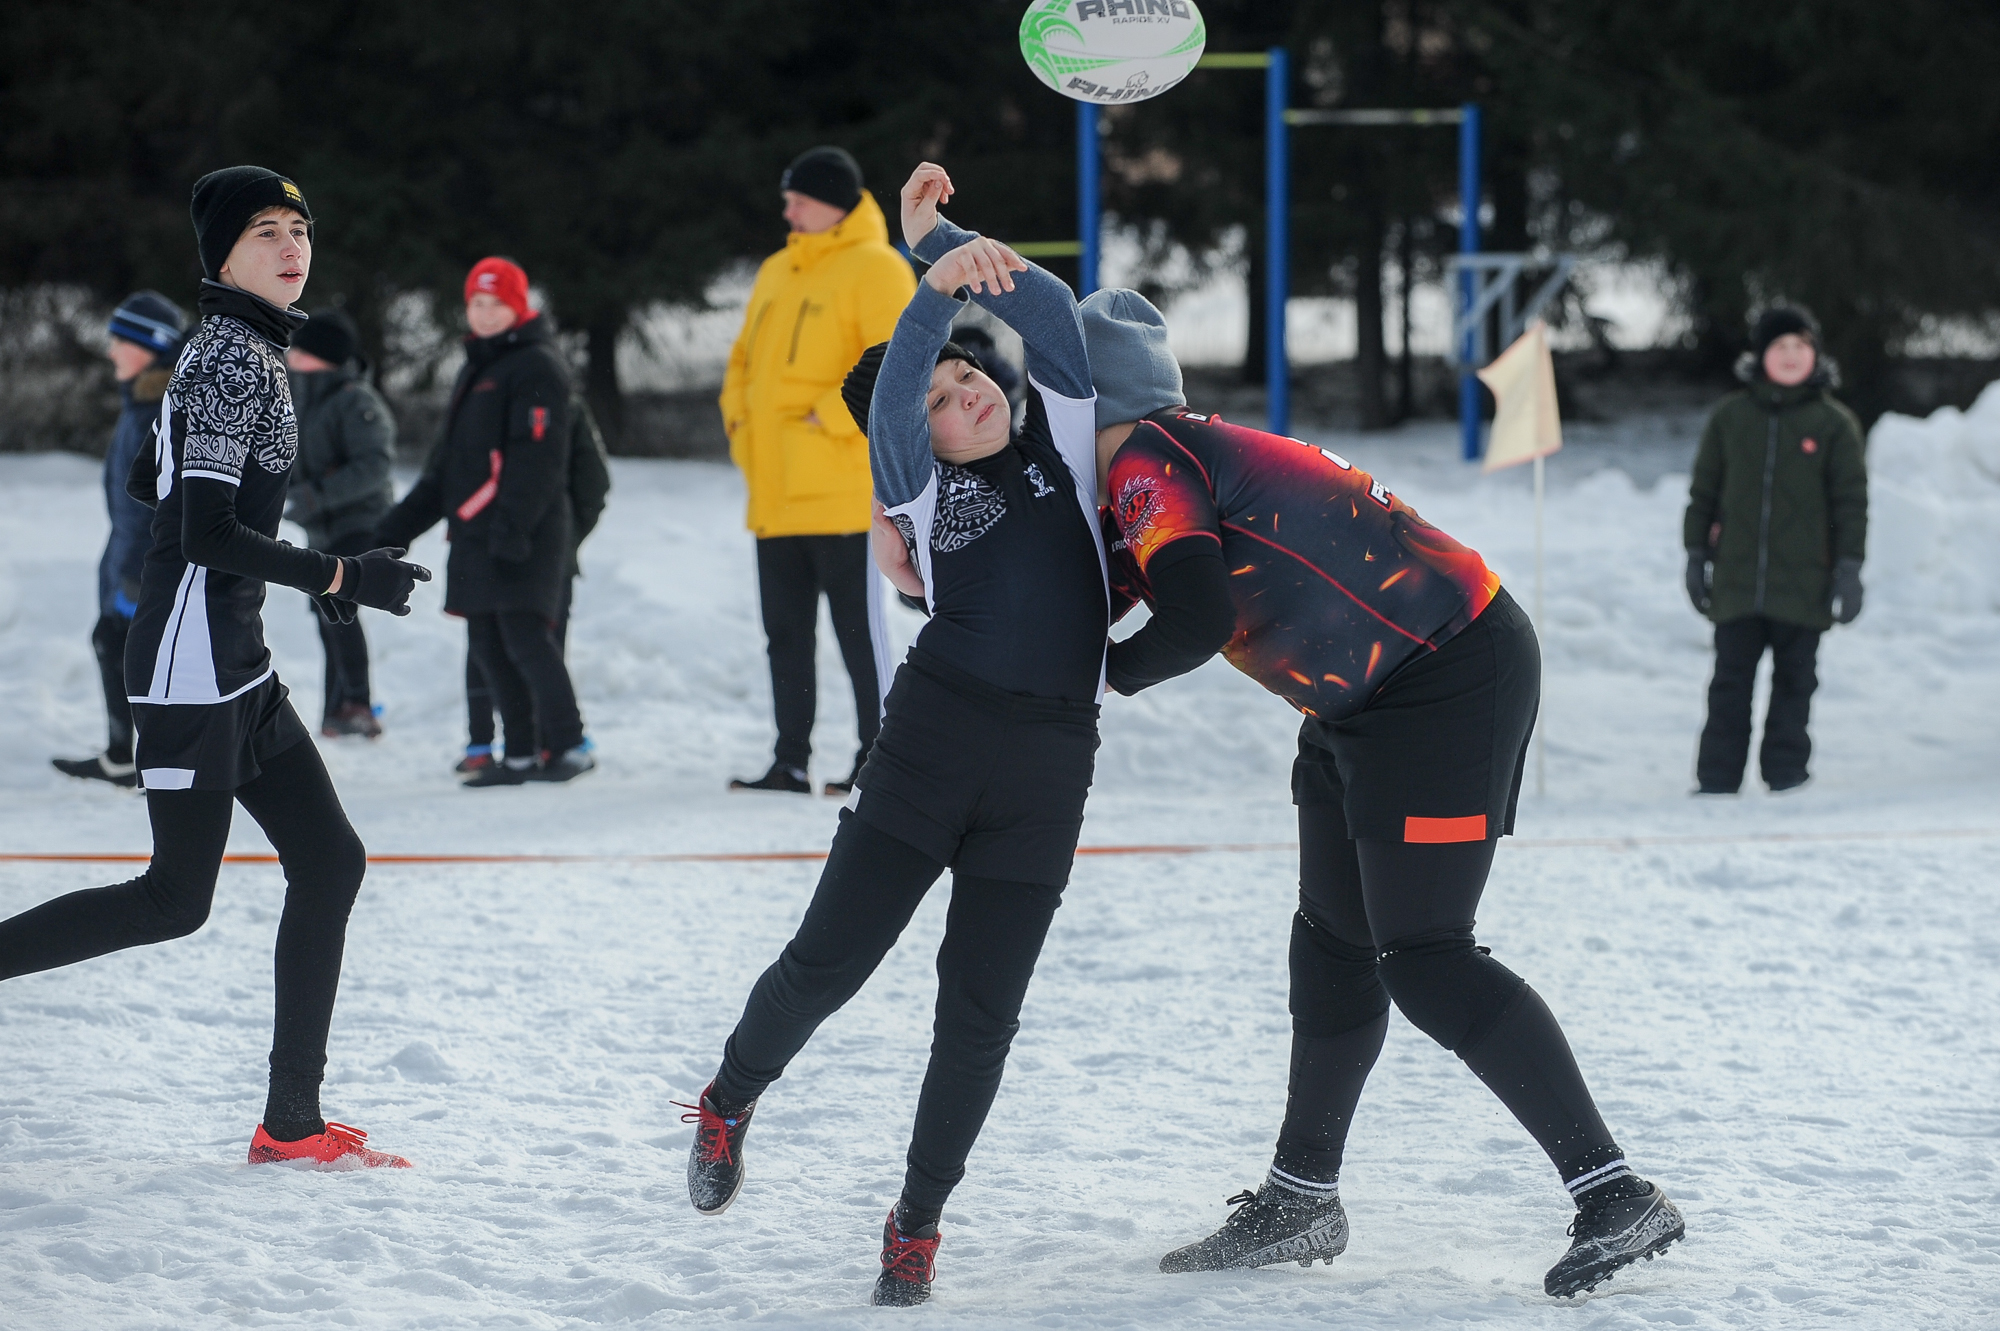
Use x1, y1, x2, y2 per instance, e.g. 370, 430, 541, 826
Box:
925, 237, 1028, 298
334, 546, 433, 617
900, 161, 955, 249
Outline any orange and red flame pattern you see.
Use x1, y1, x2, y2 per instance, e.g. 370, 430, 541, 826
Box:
1105, 410, 1499, 720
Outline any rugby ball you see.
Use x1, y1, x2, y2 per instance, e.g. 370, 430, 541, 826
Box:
1019, 0, 1207, 106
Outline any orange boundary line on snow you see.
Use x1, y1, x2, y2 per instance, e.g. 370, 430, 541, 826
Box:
1, 828, 1995, 866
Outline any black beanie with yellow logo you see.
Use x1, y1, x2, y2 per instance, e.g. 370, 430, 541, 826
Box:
190, 166, 312, 280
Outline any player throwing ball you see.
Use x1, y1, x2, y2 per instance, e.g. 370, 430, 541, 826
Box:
680, 162, 1109, 1306
1082, 290, 1682, 1297
0, 168, 426, 1169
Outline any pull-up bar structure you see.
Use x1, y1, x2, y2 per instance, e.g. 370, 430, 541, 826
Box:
1050, 54, 1483, 449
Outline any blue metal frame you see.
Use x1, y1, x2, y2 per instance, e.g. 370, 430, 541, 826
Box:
1266, 47, 1290, 436
1457, 102, 1482, 461
1078, 102, 1100, 296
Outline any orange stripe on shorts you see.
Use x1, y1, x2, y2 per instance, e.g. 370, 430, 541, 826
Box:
1404, 814, 1488, 843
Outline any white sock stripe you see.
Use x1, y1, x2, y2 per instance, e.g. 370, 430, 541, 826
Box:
1268, 1166, 1340, 1197
1566, 1160, 1635, 1196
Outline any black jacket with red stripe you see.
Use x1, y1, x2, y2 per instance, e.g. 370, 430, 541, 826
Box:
377, 314, 573, 618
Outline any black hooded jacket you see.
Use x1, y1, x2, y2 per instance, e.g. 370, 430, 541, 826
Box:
376, 314, 573, 618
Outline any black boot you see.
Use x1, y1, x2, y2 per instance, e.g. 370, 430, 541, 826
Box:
1159, 1177, 1350, 1272
678, 1085, 754, 1216
730, 763, 810, 794
1544, 1179, 1685, 1298
871, 1205, 941, 1306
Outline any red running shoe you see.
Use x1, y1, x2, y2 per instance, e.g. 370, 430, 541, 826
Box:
872, 1208, 942, 1306
248, 1121, 411, 1169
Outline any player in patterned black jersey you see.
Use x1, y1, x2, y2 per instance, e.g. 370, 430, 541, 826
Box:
0, 167, 427, 1171
681, 162, 1109, 1307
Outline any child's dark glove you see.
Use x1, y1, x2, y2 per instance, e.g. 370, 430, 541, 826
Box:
1830, 557, 1863, 624
1684, 551, 1711, 614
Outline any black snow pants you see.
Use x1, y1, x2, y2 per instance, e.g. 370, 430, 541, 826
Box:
313, 532, 375, 720
468, 577, 573, 750
90, 612, 134, 763
0, 736, 365, 1139
712, 813, 1061, 1215
1696, 614, 1821, 792
755, 534, 880, 773
466, 608, 584, 759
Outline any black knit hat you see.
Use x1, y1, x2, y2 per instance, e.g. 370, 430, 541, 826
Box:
1750, 305, 1817, 358
291, 307, 358, 367
782, 146, 863, 212
190, 166, 312, 280
841, 340, 983, 435
108, 290, 188, 360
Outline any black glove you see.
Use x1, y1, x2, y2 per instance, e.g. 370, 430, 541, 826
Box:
1830, 557, 1863, 624
1684, 550, 1711, 614
334, 546, 433, 616
311, 592, 357, 625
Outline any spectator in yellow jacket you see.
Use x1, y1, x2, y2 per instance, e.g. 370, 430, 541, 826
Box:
722, 147, 915, 795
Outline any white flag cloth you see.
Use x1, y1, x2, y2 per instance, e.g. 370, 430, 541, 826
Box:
1477, 320, 1563, 472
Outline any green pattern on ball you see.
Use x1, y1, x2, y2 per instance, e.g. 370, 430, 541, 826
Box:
1019, 0, 1121, 85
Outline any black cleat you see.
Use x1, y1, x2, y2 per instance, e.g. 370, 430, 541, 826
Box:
1159, 1179, 1350, 1273
52, 753, 139, 789
455, 747, 496, 774
1544, 1180, 1685, 1298
871, 1208, 941, 1306
730, 763, 811, 794
677, 1085, 754, 1215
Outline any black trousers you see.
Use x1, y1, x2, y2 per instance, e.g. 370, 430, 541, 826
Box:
756, 534, 880, 772
1696, 615, 1821, 792
713, 813, 1061, 1213
1276, 801, 1623, 1192
0, 736, 365, 1137
468, 578, 573, 749
313, 533, 375, 719
90, 612, 134, 762
465, 608, 584, 758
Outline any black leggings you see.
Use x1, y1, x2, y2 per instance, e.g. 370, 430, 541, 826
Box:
713, 813, 1060, 1213
466, 609, 584, 758
1277, 798, 1620, 1192
0, 737, 365, 1138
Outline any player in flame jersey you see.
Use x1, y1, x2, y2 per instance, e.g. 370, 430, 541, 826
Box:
1073, 288, 1681, 1296
1104, 411, 1499, 717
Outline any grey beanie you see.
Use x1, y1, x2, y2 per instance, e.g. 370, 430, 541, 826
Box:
1079, 288, 1185, 429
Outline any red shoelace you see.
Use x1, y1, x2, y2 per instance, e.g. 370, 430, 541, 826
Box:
881, 1214, 941, 1285
672, 1093, 746, 1165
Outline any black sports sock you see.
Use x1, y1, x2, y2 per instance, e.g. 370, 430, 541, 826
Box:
262, 1071, 327, 1141
895, 1198, 942, 1233
1271, 1013, 1388, 1188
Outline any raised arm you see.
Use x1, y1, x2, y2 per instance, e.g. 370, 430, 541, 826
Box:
900, 163, 1089, 400
867, 280, 964, 508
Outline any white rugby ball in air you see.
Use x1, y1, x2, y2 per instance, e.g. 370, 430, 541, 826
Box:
1019, 0, 1207, 106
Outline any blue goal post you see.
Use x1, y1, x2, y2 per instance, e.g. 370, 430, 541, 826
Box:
1045, 54, 1481, 448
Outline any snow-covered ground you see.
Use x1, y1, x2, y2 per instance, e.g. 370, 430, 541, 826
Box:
3, 388, 1999, 1328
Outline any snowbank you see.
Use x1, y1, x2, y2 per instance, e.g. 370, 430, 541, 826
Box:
1866, 380, 2000, 616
